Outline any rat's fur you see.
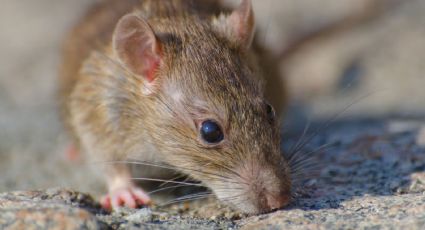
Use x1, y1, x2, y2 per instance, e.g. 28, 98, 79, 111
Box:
60, 0, 290, 214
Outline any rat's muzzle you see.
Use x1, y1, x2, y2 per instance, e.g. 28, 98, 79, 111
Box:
213, 161, 291, 214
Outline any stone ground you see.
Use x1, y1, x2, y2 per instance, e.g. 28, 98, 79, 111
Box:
2, 118, 425, 229
1, 0, 425, 229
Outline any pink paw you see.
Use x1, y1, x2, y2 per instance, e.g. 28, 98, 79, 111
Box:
100, 187, 151, 211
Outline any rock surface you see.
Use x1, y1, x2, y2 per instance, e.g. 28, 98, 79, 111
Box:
0, 189, 107, 229
2, 119, 425, 229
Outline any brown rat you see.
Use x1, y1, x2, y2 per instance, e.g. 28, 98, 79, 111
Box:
59, 0, 290, 214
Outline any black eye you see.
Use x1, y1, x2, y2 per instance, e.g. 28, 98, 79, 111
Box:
265, 103, 275, 123
200, 120, 224, 144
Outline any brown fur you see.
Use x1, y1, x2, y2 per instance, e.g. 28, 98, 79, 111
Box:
59, 0, 289, 214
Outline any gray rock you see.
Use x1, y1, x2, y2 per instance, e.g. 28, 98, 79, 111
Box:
2, 119, 425, 229
0, 189, 108, 229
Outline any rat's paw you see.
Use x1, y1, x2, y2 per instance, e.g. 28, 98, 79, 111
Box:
100, 187, 151, 211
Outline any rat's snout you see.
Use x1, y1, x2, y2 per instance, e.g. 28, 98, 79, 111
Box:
218, 162, 291, 214
253, 178, 291, 213
262, 190, 291, 211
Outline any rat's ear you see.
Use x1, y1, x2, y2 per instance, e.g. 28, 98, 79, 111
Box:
113, 14, 162, 83
214, 0, 255, 49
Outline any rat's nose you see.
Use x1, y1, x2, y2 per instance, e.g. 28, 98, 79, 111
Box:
264, 191, 291, 211
233, 164, 291, 213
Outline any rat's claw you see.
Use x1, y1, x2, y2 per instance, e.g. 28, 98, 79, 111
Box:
101, 187, 151, 211
133, 188, 151, 205
100, 195, 112, 211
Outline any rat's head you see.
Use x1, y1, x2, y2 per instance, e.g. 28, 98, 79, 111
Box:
112, 0, 291, 214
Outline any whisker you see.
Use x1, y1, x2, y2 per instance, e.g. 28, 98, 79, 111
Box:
92, 160, 211, 178
285, 91, 381, 196
285, 91, 380, 190
287, 119, 311, 158
159, 192, 214, 207
289, 143, 333, 183
288, 142, 335, 166
290, 159, 321, 173
147, 184, 190, 195
91, 160, 179, 171
290, 91, 377, 156
125, 159, 246, 185
148, 182, 246, 196
131, 177, 204, 186
93, 160, 249, 188
158, 174, 189, 188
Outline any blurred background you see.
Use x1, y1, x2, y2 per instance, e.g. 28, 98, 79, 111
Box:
0, 0, 424, 195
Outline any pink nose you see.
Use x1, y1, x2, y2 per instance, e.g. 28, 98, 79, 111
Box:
265, 192, 290, 211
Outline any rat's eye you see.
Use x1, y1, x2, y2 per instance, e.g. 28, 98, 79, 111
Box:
265, 103, 275, 123
200, 120, 224, 144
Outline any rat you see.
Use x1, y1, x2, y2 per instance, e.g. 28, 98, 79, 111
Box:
59, 0, 291, 214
